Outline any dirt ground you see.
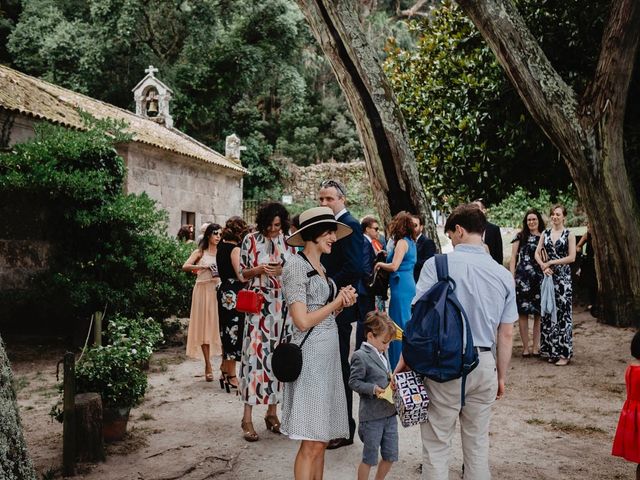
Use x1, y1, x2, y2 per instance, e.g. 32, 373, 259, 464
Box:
8, 306, 637, 480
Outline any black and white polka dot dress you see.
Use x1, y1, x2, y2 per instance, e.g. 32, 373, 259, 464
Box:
280, 254, 349, 441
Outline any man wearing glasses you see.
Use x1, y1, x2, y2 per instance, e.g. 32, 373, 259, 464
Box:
318, 179, 366, 449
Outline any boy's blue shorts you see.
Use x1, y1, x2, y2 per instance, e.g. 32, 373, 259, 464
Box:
358, 414, 398, 466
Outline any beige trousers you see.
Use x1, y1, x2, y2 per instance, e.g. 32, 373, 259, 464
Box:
420, 351, 497, 480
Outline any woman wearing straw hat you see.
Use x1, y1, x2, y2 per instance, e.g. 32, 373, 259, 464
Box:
281, 207, 358, 479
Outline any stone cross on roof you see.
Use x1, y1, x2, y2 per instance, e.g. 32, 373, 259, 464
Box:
145, 65, 159, 76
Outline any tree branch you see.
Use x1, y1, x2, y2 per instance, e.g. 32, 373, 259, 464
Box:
581, 0, 640, 128
398, 0, 432, 18
456, 0, 581, 159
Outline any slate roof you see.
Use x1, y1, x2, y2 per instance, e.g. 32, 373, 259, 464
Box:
0, 65, 248, 174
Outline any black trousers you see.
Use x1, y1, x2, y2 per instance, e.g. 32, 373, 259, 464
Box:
355, 294, 376, 351
336, 306, 357, 440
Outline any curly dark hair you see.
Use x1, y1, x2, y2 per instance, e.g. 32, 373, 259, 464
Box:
177, 224, 193, 241
198, 223, 222, 250
631, 330, 640, 360
255, 201, 290, 236
517, 209, 545, 241
388, 211, 416, 241
221, 216, 249, 243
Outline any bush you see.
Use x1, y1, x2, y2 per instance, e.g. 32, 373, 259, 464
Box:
105, 315, 164, 364
489, 186, 585, 228
75, 344, 147, 408
0, 118, 194, 329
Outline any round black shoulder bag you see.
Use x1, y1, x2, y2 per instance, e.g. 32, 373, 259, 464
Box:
271, 327, 313, 382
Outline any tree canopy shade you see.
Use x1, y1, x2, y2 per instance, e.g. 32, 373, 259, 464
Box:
457, 0, 640, 327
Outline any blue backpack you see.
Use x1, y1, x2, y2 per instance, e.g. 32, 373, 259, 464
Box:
403, 254, 479, 405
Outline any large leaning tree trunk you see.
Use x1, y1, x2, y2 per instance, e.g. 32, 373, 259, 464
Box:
457, 0, 640, 327
0, 335, 37, 480
295, 0, 440, 245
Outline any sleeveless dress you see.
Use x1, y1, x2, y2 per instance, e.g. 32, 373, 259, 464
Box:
539, 228, 573, 359
216, 241, 245, 361
387, 237, 417, 370
512, 233, 543, 315
239, 232, 295, 405
612, 365, 640, 463
186, 251, 222, 358
280, 254, 349, 441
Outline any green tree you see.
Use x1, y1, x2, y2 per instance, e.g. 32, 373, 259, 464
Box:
0, 119, 193, 330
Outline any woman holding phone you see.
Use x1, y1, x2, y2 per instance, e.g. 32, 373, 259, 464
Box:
238, 202, 296, 441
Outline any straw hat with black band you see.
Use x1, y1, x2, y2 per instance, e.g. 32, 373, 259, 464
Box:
286, 207, 352, 247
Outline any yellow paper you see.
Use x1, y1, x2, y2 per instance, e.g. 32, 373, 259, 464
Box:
377, 384, 395, 404
393, 321, 403, 341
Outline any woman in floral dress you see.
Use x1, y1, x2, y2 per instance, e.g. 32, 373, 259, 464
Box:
238, 202, 296, 442
217, 217, 250, 391
535, 204, 576, 366
509, 209, 544, 357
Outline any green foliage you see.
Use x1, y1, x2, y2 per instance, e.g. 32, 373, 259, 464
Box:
75, 344, 148, 407
105, 314, 164, 364
489, 186, 584, 228
384, 2, 569, 209
6, 0, 363, 199
0, 120, 193, 325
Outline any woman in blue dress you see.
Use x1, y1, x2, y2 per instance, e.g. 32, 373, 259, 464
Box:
374, 211, 417, 370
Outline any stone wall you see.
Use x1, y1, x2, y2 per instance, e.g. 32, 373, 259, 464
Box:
282, 160, 374, 214
0, 240, 50, 290
122, 143, 244, 236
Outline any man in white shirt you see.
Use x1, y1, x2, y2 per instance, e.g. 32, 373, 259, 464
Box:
399, 203, 517, 480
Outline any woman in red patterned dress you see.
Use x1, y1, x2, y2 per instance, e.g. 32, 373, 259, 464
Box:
238, 202, 296, 442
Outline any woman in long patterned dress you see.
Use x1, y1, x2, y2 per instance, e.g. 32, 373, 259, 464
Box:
509, 209, 544, 357
374, 211, 417, 370
217, 217, 250, 391
535, 204, 576, 366
281, 207, 357, 479
239, 202, 296, 442
182, 223, 223, 381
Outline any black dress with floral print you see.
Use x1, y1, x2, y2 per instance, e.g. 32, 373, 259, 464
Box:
512, 233, 543, 315
540, 228, 573, 359
216, 241, 245, 361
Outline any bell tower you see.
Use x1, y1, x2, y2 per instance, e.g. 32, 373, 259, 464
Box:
132, 65, 174, 128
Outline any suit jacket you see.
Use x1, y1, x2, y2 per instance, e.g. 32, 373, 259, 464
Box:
321, 210, 365, 321
349, 345, 397, 421
484, 221, 503, 265
361, 239, 376, 296
414, 234, 437, 283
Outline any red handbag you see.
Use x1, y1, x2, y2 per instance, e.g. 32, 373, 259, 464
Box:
236, 289, 264, 314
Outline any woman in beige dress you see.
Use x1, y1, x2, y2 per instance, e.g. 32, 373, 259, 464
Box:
183, 223, 223, 382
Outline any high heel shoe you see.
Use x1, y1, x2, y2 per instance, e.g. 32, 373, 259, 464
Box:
264, 414, 281, 434
241, 420, 259, 442
205, 366, 213, 382
219, 371, 227, 390
225, 375, 239, 392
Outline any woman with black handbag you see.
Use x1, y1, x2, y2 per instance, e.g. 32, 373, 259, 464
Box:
216, 217, 250, 394
280, 207, 357, 480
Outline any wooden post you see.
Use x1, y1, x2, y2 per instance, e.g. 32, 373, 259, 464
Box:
62, 352, 76, 476
74, 393, 105, 462
94, 311, 102, 346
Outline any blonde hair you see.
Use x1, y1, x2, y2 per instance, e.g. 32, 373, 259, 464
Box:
364, 311, 395, 340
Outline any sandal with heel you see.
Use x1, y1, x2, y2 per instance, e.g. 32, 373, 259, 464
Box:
264, 414, 281, 434
241, 420, 259, 442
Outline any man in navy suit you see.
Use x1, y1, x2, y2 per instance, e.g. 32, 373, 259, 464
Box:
356, 216, 379, 350
319, 179, 365, 449
412, 214, 437, 282
474, 199, 504, 265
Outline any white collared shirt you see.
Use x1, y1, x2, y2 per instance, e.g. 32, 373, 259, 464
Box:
335, 207, 347, 220
362, 341, 390, 373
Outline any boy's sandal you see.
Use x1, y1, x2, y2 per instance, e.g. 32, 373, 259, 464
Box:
241, 420, 259, 442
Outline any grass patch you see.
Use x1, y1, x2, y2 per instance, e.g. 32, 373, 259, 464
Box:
14, 376, 30, 392
526, 418, 545, 426
139, 412, 155, 421
605, 384, 625, 395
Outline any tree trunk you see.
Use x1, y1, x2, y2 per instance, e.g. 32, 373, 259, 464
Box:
74, 393, 105, 462
295, 0, 440, 245
457, 0, 640, 327
0, 335, 37, 480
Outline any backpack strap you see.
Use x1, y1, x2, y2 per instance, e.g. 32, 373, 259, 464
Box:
434, 254, 448, 282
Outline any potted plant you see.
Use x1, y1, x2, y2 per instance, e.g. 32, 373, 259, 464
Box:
105, 315, 164, 369
75, 344, 147, 442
